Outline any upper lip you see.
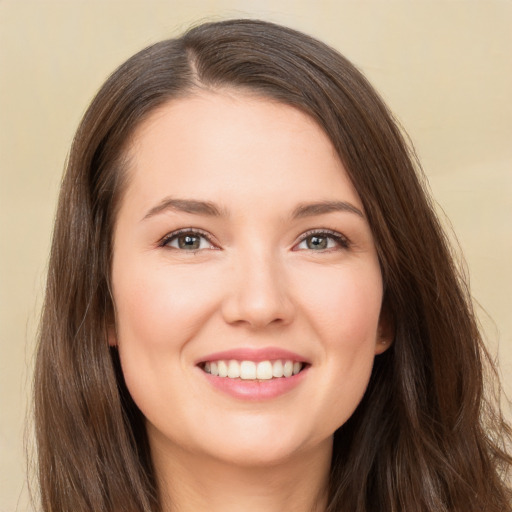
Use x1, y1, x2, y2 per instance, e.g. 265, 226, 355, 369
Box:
196, 347, 310, 365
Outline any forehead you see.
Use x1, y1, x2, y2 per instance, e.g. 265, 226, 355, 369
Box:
121, 90, 362, 216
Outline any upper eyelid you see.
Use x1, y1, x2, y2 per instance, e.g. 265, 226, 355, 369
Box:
297, 228, 346, 239
296, 228, 349, 243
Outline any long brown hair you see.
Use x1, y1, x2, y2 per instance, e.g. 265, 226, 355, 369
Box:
34, 19, 511, 511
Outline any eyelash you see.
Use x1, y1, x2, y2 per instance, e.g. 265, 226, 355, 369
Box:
158, 228, 350, 252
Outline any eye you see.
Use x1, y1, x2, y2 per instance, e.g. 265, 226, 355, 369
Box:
160, 229, 215, 251
294, 230, 350, 251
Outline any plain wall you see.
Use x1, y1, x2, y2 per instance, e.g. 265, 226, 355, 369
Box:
1, 1, 511, 510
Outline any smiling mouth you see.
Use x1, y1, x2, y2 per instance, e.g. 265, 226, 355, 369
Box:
200, 359, 306, 380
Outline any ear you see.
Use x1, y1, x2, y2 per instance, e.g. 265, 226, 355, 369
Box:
107, 324, 118, 347
105, 296, 118, 347
374, 300, 394, 355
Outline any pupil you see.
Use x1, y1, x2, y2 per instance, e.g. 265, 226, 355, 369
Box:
179, 235, 200, 250
308, 236, 327, 249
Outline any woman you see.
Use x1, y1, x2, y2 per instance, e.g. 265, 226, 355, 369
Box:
34, 19, 511, 511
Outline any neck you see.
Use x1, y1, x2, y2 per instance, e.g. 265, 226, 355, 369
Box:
150, 435, 332, 512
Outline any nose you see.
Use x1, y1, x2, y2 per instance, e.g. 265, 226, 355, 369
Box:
221, 250, 295, 329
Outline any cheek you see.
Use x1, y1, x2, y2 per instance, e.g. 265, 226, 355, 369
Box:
320, 263, 383, 385
111, 259, 220, 431
296, 259, 383, 344
294, 261, 383, 429
110, 258, 223, 416
113, 258, 220, 350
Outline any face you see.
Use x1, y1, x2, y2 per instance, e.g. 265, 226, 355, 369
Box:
111, 90, 390, 468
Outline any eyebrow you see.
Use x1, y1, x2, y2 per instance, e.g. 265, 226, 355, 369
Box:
291, 200, 364, 219
142, 198, 225, 221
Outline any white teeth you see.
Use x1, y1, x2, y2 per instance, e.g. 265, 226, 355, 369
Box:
240, 361, 256, 380
227, 360, 240, 378
218, 360, 228, 378
203, 359, 303, 380
272, 360, 284, 378
256, 361, 273, 380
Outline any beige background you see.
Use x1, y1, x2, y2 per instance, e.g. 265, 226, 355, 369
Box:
1, 1, 511, 510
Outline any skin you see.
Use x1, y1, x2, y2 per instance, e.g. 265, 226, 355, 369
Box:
110, 90, 392, 512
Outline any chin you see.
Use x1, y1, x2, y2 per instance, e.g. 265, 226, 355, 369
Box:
207, 441, 307, 468
197, 420, 331, 468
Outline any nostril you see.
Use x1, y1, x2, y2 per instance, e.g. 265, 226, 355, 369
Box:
221, 294, 295, 329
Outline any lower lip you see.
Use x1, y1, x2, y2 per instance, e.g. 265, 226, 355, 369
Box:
200, 367, 309, 401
